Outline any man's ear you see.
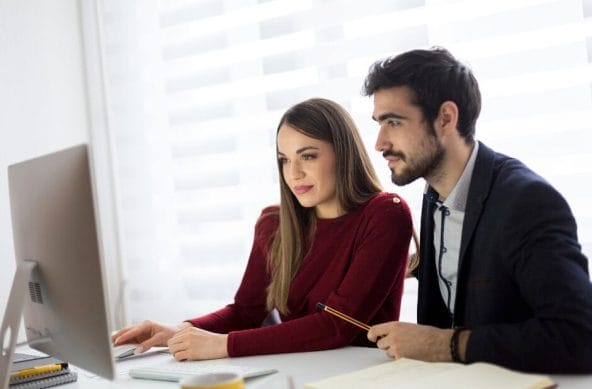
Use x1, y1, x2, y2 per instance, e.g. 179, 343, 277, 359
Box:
435, 101, 459, 137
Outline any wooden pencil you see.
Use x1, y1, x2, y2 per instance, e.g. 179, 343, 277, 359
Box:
316, 302, 371, 331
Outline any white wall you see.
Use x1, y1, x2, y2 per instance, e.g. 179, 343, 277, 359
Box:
0, 0, 90, 340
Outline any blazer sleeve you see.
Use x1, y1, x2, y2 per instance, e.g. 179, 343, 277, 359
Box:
466, 180, 592, 373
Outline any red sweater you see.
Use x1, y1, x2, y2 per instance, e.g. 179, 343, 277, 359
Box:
187, 192, 412, 357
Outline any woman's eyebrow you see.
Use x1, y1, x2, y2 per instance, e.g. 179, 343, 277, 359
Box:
277, 146, 320, 156
296, 146, 320, 154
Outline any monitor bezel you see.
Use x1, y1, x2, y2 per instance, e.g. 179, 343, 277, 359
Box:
1, 144, 115, 381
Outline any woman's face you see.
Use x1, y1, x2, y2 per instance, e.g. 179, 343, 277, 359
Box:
277, 124, 342, 219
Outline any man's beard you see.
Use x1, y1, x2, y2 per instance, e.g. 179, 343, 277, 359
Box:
387, 131, 444, 186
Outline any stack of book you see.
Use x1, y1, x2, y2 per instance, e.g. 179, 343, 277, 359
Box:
9, 362, 77, 389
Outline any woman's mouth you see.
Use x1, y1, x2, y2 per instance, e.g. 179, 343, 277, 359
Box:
293, 185, 313, 195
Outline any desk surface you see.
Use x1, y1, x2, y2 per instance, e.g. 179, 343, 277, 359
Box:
61, 347, 592, 388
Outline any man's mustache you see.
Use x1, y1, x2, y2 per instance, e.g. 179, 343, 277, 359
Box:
382, 150, 406, 161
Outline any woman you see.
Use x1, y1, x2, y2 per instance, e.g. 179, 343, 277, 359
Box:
112, 98, 412, 360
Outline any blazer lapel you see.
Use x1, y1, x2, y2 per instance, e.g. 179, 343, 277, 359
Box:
458, 142, 496, 270
417, 186, 453, 327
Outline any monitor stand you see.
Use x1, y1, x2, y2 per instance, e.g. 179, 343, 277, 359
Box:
0, 260, 37, 389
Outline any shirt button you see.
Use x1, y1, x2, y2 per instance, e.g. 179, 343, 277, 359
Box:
392, 197, 401, 204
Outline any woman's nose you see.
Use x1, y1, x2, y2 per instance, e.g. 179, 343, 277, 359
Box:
287, 160, 304, 180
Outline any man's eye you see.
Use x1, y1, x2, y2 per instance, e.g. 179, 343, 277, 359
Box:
388, 120, 401, 127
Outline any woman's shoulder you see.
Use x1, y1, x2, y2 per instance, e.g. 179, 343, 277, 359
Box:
259, 205, 280, 219
352, 192, 412, 236
254, 205, 280, 238
358, 192, 412, 225
364, 192, 410, 214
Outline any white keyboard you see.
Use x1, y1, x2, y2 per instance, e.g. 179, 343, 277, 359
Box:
129, 360, 277, 382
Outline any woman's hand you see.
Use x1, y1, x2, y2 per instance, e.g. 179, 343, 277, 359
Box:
167, 326, 229, 361
112, 320, 191, 353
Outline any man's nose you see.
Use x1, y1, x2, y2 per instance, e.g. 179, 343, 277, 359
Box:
375, 126, 391, 152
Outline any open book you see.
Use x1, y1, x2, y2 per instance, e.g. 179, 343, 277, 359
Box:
305, 358, 555, 389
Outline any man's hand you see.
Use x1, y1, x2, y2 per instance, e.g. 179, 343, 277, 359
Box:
167, 326, 229, 361
368, 321, 456, 362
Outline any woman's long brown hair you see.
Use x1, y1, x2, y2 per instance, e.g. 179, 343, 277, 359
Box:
266, 98, 382, 314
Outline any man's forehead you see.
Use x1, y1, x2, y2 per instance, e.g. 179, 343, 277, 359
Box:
373, 86, 415, 104
373, 88, 412, 114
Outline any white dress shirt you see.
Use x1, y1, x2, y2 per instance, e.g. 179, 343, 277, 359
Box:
432, 142, 479, 315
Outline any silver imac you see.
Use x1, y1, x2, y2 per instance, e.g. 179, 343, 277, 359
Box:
0, 144, 115, 386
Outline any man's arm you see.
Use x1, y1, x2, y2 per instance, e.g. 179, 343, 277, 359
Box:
464, 180, 592, 373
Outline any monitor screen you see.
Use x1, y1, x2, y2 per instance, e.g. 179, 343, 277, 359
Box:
3, 144, 115, 379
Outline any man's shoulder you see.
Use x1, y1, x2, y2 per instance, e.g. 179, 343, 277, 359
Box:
494, 155, 544, 186
476, 144, 571, 215
480, 143, 553, 194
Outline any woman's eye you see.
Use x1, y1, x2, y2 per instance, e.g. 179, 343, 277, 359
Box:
301, 153, 317, 161
278, 157, 288, 165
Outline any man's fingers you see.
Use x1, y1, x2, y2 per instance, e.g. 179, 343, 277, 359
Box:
368, 322, 395, 342
376, 335, 391, 350
386, 347, 399, 359
367, 327, 383, 342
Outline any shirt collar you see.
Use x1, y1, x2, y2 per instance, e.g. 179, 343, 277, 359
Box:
444, 142, 479, 211
423, 142, 479, 212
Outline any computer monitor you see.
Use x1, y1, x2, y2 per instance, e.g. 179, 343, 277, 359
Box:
0, 144, 115, 386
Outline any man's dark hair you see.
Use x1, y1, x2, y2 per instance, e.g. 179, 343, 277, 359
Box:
363, 47, 481, 143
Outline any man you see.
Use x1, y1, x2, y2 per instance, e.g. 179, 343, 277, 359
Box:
363, 47, 592, 373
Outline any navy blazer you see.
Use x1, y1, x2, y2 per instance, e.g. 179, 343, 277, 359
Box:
417, 142, 592, 373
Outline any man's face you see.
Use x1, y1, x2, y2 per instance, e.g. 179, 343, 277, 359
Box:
372, 86, 444, 186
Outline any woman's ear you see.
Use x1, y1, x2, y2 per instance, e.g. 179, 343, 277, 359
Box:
435, 101, 459, 137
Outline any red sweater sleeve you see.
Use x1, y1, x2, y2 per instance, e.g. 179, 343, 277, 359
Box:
227, 193, 412, 357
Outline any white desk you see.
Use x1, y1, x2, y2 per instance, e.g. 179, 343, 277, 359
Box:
56, 347, 592, 388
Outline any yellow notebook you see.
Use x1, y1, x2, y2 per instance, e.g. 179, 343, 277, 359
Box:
305, 358, 555, 389
9, 362, 78, 389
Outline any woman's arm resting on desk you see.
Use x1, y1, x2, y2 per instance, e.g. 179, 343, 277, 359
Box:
112, 320, 192, 353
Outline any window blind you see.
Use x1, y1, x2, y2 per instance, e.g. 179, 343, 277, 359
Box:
96, 0, 592, 325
